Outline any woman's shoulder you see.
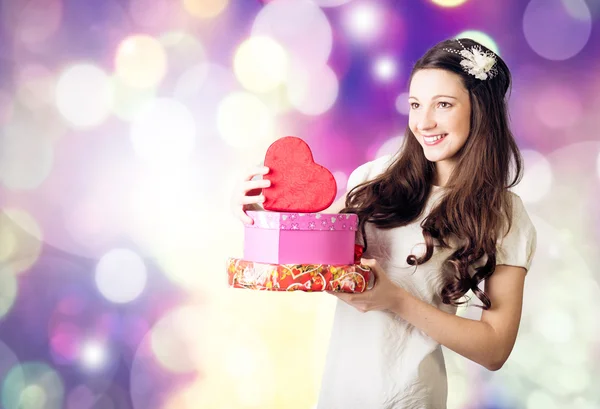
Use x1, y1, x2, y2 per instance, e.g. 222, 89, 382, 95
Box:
346, 155, 395, 191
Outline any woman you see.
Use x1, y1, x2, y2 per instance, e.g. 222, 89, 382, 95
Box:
232, 38, 537, 409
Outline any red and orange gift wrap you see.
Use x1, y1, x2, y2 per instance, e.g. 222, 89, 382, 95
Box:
227, 259, 371, 293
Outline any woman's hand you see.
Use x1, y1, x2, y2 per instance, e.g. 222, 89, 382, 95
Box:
230, 166, 271, 225
328, 258, 405, 313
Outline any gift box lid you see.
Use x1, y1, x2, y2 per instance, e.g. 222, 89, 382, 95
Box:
246, 211, 358, 231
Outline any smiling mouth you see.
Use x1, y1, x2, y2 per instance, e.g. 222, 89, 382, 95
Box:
423, 134, 447, 145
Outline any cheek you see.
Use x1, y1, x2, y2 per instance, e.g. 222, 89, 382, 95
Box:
408, 117, 417, 133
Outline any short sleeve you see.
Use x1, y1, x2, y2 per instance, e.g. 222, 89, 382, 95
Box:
346, 154, 394, 192
496, 193, 537, 272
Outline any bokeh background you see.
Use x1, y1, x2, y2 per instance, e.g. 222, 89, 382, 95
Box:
0, 0, 598, 408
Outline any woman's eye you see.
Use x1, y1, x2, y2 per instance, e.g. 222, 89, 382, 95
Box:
410, 102, 419, 109
438, 101, 452, 108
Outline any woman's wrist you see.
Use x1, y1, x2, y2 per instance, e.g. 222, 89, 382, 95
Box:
388, 285, 410, 317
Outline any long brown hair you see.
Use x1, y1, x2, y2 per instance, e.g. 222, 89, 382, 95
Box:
342, 38, 523, 310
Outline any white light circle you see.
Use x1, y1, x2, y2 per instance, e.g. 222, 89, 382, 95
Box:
217, 92, 274, 148
287, 64, 339, 115
130, 98, 197, 164
95, 248, 147, 303
234, 36, 289, 93
55, 64, 112, 129
342, 3, 383, 43
252, 0, 333, 65
372, 56, 397, 82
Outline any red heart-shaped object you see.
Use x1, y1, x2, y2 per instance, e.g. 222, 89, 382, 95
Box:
263, 136, 337, 213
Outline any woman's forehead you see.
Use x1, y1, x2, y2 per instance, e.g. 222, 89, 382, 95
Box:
409, 69, 466, 97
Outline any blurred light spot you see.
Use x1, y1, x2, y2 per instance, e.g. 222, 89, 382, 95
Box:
80, 339, 108, 372
375, 136, 403, 158
160, 31, 208, 87
114, 35, 168, 88
314, 0, 353, 6
95, 248, 147, 303
0, 117, 54, 190
534, 84, 583, 129
342, 3, 383, 43
558, 366, 589, 395
527, 390, 558, 409
109, 76, 156, 121
162, 382, 205, 409
0, 220, 17, 262
535, 307, 573, 343
173, 64, 210, 101
332, 171, 348, 192
512, 150, 552, 203
287, 64, 339, 115
253, 0, 333, 64
0, 341, 20, 392
49, 322, 81, 363
217, 92, 274, 148
372, 56, 397, 82
561, 0, 591, 19
1, 362, 64, 409
523, 0, 591, 60
0, 267, 17, 319
66, 385, 95, 409
395, 92, 410, 115
234, 36, 289, 93
150, 306, 207, 373
183, 0, 228, 19
454, 30, 499, 54
0, 210, 43, 274
432, 0, 468, 6
20, 384, 46, 409
130, 98, 196, 164
129, 0, 170, 28
1, 0, 62, 46
56, 64, 112, 129
16, 64, 55, 110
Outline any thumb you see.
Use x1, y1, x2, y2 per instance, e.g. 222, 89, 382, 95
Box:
361, 258, 379, 274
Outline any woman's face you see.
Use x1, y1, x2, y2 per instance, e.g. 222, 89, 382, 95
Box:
408, 69, 471, 166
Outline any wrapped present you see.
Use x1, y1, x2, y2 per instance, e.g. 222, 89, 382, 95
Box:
227, 258, 372, 293
244, 211, 358, 265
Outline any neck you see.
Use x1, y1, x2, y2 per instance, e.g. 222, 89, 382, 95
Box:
434, 160, 455, 187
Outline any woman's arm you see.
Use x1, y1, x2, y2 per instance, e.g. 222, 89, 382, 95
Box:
389, 264, 526, 371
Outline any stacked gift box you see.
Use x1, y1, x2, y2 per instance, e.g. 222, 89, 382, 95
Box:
227, 136, 371, 293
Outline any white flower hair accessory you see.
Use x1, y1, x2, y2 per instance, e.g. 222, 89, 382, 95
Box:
444, 39, 498, 80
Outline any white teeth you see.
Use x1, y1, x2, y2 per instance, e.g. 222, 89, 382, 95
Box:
424, 134, 446, 142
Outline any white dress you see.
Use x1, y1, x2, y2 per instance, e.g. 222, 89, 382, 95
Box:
317, 156, 537, 409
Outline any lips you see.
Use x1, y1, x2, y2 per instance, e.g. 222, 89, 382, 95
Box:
423, 133, 447, 146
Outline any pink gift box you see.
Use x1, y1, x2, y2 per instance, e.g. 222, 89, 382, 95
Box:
244, 211, 358, 265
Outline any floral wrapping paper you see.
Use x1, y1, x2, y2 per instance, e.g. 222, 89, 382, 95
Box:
227, 258, 372, 293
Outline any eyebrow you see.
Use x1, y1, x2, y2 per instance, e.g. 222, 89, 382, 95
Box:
408, 95, 458, 100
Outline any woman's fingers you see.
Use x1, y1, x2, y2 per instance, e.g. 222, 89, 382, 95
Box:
236, 208, 255, 225
231, 166, 270, 224
241, 194, 265, 205
244, 166, 270, 181
243, 178, 271, 194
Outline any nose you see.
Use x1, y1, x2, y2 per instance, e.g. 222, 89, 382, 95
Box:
416, 109, 437, 132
